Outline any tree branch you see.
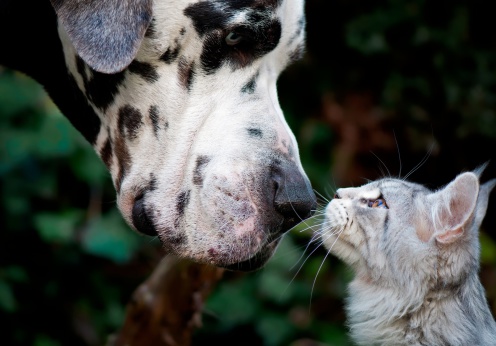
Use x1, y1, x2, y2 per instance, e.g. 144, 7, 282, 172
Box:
107, 255, 224, 346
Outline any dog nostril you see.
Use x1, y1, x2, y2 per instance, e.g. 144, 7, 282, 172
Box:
334, 193, 340, 199
272, 162, 317, 230
132, 193, 157, 236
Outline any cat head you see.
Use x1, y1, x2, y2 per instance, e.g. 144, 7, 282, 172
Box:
321, 164, 495, 290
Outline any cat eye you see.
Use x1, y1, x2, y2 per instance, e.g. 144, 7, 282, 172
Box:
225, 31, 243, 45
368, 198, 388, 209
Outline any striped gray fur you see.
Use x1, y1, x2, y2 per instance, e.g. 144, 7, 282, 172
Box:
320, 165, 496, 345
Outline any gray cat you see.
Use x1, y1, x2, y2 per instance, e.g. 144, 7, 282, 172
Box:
320, 164, 496, 345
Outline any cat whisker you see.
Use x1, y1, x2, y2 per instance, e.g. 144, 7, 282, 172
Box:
299, 222, 327, 236
393, 130, 402, 179
370, 150, 392, 179
314, 190, 331, 205
403, 141, 434, 181
287, 235, 319, 274
319, 225, 346, 242
323, 185, 337, 202
309, 226, 345, 311
285, 225, 339, 293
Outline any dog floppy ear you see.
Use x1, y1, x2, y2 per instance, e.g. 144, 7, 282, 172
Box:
50, 0, 152, 74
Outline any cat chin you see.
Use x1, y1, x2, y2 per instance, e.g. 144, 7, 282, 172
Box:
324, 236, 361, 266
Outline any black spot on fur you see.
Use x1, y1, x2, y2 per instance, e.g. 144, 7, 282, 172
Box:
145, 18, 157, 38
114, 134, 131, 193
176, 190, 191, 216
63, 73, 102, 145
193, 155, 211, 186
128, 60, 159, 83
148, 173, 157, 191
247, 127, 263, 138
184, 2, 282, 73
160, 46, 180, 64
79, 56, 126, 111
163, 227, 186, 247
149, 105, 160, 135
75, 55, 88, 83
118, 105, 143, 140
288, 42, 306, 63
100, 136, 113, 168
241, 73, 258, 94
184, 0, 282, 37
184, 2, 226, 37
180, 27, 186, 35
287, 144, 295, 159
288, 16, 305, 46
178, 58, 195, 90
383, 212, 390, 234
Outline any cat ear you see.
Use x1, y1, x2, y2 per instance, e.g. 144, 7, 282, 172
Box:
473, 161, 490, 179
472, 178, 496, 231
428, 172, 479, 244
50, 0, 153, 73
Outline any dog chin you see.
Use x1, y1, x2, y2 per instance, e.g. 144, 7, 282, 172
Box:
221, 237, 281, 272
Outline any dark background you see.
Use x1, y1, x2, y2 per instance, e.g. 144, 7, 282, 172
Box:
1, 0, 496, 345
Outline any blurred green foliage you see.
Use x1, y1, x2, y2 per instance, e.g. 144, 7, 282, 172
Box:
2, 0, 496, 345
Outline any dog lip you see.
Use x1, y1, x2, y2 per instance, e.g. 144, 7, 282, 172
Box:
221, 237, 281, 272
221, 254, 270, 272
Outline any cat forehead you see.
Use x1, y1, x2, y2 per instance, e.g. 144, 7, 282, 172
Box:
376, 178, 431, 195
337, 186, 381, 199
338, 179, 430, 199
354, 178, 430, 196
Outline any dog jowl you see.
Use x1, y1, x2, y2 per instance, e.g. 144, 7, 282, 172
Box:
0, 0, 316, 271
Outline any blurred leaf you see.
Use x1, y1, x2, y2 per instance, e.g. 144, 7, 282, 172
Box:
35, 115, 77, 158
0, 72, 45, 117
256, 313, 294, 346
315, 322, 352, 346
3, 266, 29, 283
33, 335, 61, 346
206, 279, 259, 328
480, 232, 496, 265
82, 209, 144, 264
34, 210, 84, 244
106, 300, 126, 328
0, 128, 37, 174
0, 279, 17, 312
70, 145, 109, 185
259, 236, 304, 303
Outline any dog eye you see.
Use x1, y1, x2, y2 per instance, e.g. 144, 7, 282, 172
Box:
368, 198, 388, 209
225, 31, 243, 45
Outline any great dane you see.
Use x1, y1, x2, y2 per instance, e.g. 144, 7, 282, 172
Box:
0, 0, 317, 271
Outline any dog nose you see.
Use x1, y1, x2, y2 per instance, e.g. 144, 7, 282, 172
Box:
132, 193, 157, 236
272, 160, 317, 231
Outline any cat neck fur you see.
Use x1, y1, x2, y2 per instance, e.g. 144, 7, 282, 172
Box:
347, 270, 496, 345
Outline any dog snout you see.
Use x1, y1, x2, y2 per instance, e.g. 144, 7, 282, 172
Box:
132, 193, 158, 236
271, 160, 317, 231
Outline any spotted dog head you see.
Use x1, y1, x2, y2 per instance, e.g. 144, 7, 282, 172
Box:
51, 0, 316, 271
